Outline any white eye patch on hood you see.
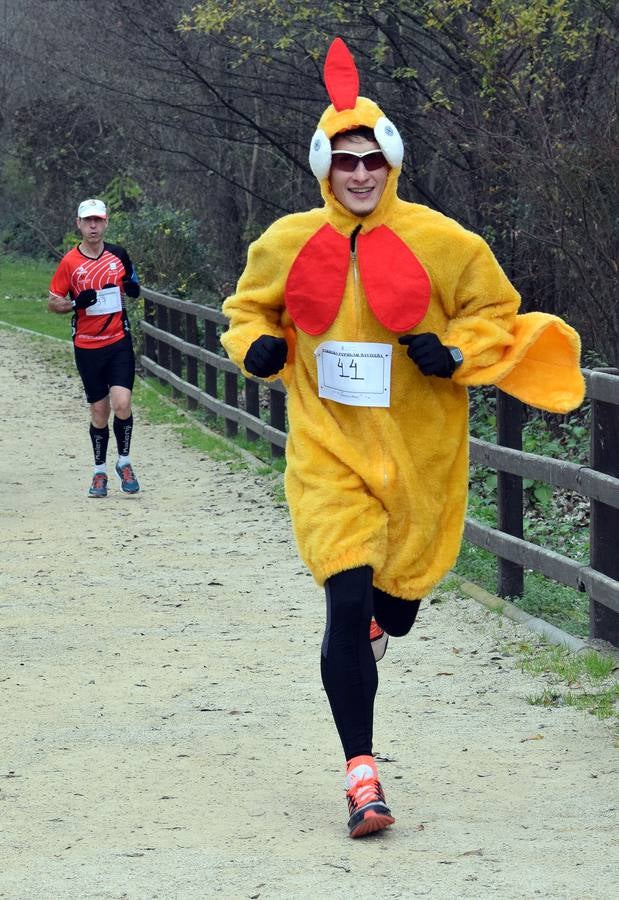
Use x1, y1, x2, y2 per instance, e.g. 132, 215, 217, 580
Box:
309, 117, 404, 181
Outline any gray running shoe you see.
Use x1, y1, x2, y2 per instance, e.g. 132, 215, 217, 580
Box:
115, 462, 140, 494
88, 472, 108, 498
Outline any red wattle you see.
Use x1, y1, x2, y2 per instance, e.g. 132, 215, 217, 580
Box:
357, 226, 431, 332
284, 225, 350, 335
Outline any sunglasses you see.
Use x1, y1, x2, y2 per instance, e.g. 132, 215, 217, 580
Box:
330, 150, 388, 173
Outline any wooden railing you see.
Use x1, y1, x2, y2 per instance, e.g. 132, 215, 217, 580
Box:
140, 288, 619, 646
141, 289, 286, 456
465, 376, 619, 646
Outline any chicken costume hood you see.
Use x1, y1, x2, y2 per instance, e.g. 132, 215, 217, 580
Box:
221, 38, 585, 599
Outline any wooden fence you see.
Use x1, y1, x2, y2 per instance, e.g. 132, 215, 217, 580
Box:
139, 287, 619, 647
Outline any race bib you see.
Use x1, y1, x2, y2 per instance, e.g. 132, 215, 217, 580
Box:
315, 341, 392, 407
86, 285, 122, 316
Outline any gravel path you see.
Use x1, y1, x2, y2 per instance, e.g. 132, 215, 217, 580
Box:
1, 327, 617, 899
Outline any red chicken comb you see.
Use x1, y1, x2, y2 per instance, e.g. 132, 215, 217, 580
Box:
324, 37, 359, 111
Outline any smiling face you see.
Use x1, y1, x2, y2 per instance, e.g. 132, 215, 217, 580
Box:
329, 132, 389, 217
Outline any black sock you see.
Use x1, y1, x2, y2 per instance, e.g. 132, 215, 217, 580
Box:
113, 414, 133, 457
89, 424, 109, 466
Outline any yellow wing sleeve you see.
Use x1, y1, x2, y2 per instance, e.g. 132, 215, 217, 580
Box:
443, 236, 584, 414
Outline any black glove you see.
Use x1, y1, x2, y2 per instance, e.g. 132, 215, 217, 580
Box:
102, 282, 116, 289
244, 335, 288, 378
73, 289, 97, 310
122, 277, 140, 298
398, 332, 456, 378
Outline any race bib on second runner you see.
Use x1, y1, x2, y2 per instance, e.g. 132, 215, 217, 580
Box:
86, 286, 122, 316
315, 341, 392, 407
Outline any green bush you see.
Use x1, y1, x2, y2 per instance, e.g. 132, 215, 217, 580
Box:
106, 202, 213, 298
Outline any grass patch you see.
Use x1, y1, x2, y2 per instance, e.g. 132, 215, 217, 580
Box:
0, 295, 71, 342
0, 254, 55, 297
561, 687, 618, 719
509, 640, 618, 723
526, 686, 619, 721
526, 689, 563, 708
453, 541, 590, 638
516, 643, 616, 682
0, 255, 71, 342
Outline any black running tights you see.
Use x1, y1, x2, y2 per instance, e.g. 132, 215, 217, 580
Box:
320, 565, 420, 761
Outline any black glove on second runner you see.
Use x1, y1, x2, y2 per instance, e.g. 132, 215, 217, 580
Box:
244, 335, 288, 378
398, 333, 456, 378
73, 289, 97, 310
122, 277, 140, 298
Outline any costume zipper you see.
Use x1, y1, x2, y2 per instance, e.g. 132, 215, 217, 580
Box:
350, 225, 362, 337
350, 224, 388, 489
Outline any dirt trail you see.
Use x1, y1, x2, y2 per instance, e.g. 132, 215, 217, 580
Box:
1, 327, 617, 900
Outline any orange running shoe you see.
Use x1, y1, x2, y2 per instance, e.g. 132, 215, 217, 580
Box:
369, 617, 388, 662
345, 756, 395, 838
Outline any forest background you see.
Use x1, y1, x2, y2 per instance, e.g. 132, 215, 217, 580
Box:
0, 0, 617, 365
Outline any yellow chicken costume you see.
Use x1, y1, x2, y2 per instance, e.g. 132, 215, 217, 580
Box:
221, 38, 584, 601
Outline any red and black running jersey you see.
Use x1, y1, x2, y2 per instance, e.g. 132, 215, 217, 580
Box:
49, 242, 139, 349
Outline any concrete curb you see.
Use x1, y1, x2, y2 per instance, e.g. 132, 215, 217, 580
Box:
458, 577, 619, 662
452, 575, 589, 652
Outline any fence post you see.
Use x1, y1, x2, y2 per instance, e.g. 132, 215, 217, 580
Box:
270, 387, 286, 458
185, 311, 198, 411
156, 303, 170, 384
245, 379, 260, 443
168, 308, 183, 399
589, 369, 619, 645
496, 389, 524, 597
224, 372, 239, 438
143, 297, 156, 361
204, 319, 218, 398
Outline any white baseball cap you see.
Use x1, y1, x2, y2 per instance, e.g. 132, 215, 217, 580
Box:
77, 198, 107, 219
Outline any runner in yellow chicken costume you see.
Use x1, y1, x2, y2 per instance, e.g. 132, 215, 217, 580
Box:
221, 38, 584, 838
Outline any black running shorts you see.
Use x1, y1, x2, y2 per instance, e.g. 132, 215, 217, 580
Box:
74, 335, 135, 404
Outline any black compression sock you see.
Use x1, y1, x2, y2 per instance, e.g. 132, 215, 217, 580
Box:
89, 424, 109, 466
113, 414, 133, 457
